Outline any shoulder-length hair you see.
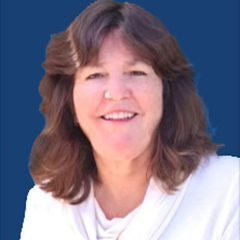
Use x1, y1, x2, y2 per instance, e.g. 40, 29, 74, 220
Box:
30, 0, 218, 203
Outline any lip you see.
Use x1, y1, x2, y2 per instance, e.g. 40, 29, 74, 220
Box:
99, 108, 139, 116
99, 109, 139, 121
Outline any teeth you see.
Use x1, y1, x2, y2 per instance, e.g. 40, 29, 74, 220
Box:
103, 112, 135, 120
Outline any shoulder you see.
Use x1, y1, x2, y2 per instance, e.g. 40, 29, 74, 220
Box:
27, 185, 52, 201
189, 154, 239, 200
198, 154, 239, 180
207, 154, 239, 168
27, 185, 54, 203
25, 185, 68, 214
21, 186, 74, 240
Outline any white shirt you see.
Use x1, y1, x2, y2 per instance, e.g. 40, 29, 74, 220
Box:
94, 197, 141, 239
20, 155, 240, 240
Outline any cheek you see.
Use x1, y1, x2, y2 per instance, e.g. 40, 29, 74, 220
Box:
138, 79, 163, 113
73, 83, 102, 120
143, 81, 164, 129
147, 93, 163, 126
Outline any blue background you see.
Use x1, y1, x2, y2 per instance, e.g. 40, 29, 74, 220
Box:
1, 0, 239, 239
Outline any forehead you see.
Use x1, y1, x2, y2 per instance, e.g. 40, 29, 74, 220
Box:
87, 29, 151, 67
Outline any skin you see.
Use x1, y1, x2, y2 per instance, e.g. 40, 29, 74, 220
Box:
73, 29, 163, 219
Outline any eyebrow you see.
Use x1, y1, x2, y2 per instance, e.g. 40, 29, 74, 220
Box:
125, 60, 146, 67
89, 59, 149, 68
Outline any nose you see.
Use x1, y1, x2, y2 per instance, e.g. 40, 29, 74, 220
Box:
104, 74, 131, 101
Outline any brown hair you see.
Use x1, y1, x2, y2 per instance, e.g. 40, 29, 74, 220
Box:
30, 0, 219, 203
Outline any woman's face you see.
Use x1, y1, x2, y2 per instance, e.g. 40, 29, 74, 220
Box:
73, 30, 163, 163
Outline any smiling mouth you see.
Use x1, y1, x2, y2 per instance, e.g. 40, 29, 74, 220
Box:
101, 112, 138, 121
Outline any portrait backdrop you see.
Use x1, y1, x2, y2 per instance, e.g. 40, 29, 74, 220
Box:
1, 0, 239, 239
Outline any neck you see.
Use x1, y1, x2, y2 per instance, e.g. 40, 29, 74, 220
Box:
93, 153, 151, 219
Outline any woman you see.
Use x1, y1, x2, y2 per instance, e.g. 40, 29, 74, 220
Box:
20, 1, 239, 239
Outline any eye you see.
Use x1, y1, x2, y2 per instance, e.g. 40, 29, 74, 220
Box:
86, 73, 105, 80
129, 71, 147, 77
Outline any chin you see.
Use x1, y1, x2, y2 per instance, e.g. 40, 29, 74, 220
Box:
99, 140, 150, 162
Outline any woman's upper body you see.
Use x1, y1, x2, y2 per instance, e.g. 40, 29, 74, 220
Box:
21, 1, 239, 240
20, 154, 239, 240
